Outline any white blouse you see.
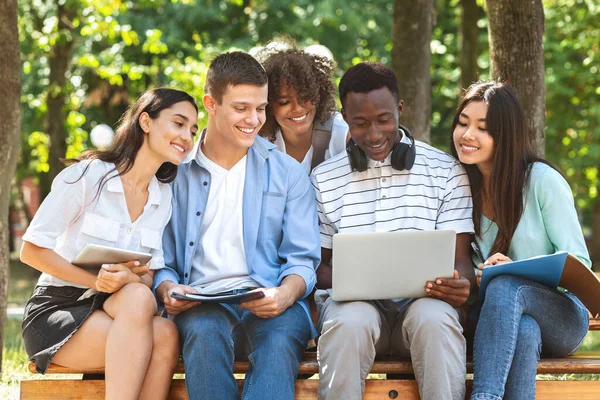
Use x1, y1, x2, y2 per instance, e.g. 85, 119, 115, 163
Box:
22, 159, 172, 288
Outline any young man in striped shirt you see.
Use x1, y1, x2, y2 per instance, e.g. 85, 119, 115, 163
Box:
310, 62, 475, 400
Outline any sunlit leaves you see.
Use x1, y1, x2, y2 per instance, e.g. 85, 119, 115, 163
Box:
544, 0, 600, 228
121, 26, 140, 46
143, 29, 168, 54
27, 132, 50, 173
77, 54, 100, 68
15, 0, 599, 230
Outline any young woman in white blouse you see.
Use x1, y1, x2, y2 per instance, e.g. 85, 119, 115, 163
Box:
260, 47, 349, 174
20, 88, 198, 400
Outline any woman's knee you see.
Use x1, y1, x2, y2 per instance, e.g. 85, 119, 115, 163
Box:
113, 283, 157, 317
152, 317, 180, 365
516, 315, 542, 355
484, 275, 528, 307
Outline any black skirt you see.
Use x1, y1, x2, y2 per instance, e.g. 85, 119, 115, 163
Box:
21, 285, 109, 373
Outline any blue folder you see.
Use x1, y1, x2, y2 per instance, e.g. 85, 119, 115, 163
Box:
478, 251, 600, 317
479, 251, 568, 303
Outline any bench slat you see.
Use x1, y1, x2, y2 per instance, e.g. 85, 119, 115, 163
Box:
31, 352, 600, 376
20, 379, 600, 400
19, 379, 419, 400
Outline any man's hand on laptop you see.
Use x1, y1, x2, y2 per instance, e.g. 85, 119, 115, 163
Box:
424, 270, 470, 308
157, 281, 199, 316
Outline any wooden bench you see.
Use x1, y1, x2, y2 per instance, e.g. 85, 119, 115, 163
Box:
20, 318, 600, 399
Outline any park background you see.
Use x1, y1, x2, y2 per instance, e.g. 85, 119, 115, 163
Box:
0, 0, 599, 398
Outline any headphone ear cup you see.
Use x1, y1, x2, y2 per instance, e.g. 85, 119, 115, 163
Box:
346, 139, 368, 172
404, 144, 416, 170
391, 142, 409, 171
392, 124, 416, 171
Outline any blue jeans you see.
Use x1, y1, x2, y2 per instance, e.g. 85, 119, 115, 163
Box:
471, 275, 589, 400
174, 301, 310, 400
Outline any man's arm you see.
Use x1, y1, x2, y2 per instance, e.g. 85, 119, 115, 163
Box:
316, 248, 332, 289
454, 233, 476, 287
242, 162, 320, 318
275, 163, 320, 297
425, 233, 474, 307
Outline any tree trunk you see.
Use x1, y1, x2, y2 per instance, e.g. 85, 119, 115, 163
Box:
11, 179, 32, 225
460, 0, 481, 89
41, 2, 78, 196
487, 0, 546, 157
0, 0, 22, 376
392, 0, 434, 144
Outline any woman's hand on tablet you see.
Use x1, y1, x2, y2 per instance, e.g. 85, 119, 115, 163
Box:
95, 263, 140, 293
476, 263, 484, 286
484, 252, 512, 266
122, 260, 150, 276
475, 253, 512, 287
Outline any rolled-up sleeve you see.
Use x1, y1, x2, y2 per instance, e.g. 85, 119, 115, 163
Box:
22, 164, 86, 250
277, 163, 320, 298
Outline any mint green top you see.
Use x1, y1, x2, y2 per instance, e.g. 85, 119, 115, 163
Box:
475, 162, 592, 268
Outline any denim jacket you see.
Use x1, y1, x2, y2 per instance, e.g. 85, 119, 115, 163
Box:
153, 136, 320, 335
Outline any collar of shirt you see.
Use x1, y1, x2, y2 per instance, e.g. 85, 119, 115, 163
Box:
186, 128, 274, 167
196, 142, 247, 175
274, 128, 286, 151
274, 128, 313, 174
105, 168, 162, 206
365, 127, 412, 169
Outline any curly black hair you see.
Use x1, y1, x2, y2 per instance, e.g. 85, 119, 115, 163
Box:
259, 48, 337, 140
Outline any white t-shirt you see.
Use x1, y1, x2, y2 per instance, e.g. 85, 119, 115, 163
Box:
23, 159, 172, 288
311, 132, 474, 249
189, 146, 259, 293
274, 112, 349, 174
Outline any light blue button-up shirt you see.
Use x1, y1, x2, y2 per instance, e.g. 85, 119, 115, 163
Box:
153, 135, 321, 336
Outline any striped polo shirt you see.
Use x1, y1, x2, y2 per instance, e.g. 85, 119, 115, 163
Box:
310, 134, 474, 249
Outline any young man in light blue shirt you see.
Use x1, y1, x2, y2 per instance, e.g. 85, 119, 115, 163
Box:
153, 52, 320, 400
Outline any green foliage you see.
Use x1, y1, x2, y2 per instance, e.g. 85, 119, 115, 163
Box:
17, 0, 395, 181
16, 0, 599, 230
429, 3, 489, 151
544, 0, 600, 233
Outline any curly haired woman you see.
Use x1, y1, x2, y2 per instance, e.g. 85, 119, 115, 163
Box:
260, 47, 349, 173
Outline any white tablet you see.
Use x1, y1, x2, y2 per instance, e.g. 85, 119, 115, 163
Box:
72, 243, 152, 270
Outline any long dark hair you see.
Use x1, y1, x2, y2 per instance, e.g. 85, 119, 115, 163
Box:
450, 81, 555, 255
65, 88, 198, 197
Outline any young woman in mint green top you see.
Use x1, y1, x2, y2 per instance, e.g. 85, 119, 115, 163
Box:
476, 162, 591, 265
450, 81, 591, 400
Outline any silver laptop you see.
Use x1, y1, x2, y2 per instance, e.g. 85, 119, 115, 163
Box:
331, 230, 456, 301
